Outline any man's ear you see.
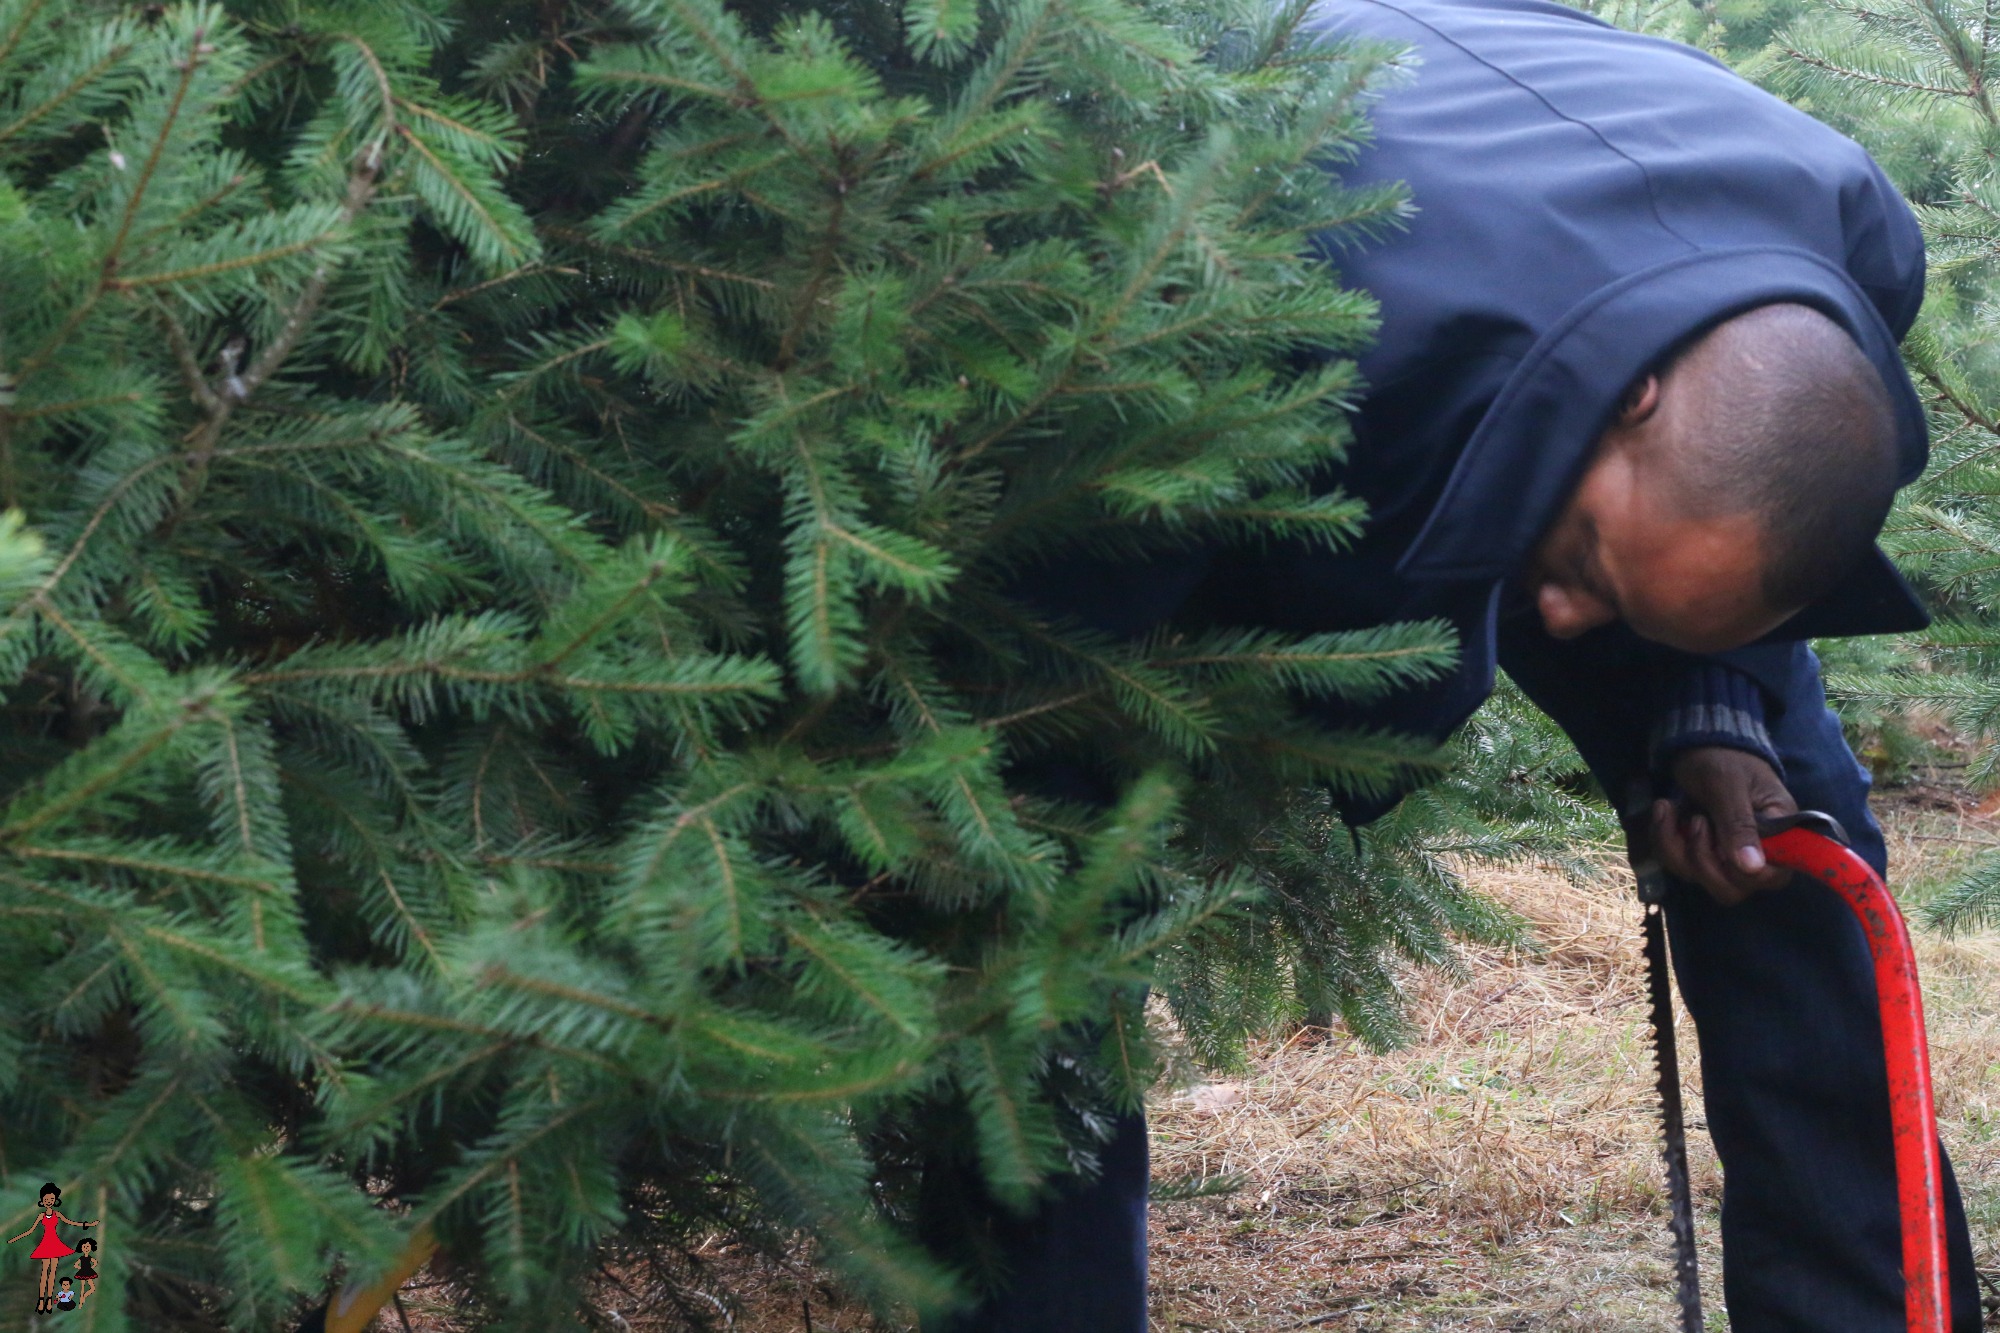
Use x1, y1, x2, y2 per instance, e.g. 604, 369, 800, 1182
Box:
1617, 373, 1661, 426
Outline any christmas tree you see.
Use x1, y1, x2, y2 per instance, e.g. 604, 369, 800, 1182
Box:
1734, 0, 2000, 930
0, 1, 1603, 1327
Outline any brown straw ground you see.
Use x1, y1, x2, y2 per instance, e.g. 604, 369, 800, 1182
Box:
1143, 789, 2000, 1331
367, 790, 2000, 1331
1146, 855, 1713, 1332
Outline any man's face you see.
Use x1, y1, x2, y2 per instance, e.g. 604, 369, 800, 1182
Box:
1525, 431, 1796, 655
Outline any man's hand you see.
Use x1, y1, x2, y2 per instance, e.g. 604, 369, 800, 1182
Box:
1650, 747, 1797, 906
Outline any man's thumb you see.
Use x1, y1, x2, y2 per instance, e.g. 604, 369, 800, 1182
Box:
1702, 799, 1768, 873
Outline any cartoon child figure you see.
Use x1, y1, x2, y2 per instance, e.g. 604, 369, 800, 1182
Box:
71, 1237, 97, 1306
52, 1277, 73, 1312
6, 1184, 95, 1314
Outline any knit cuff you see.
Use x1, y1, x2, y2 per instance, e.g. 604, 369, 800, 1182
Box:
1650, 662, 1783, 777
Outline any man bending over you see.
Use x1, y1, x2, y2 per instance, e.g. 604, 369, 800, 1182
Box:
934, 1, 1983, 1330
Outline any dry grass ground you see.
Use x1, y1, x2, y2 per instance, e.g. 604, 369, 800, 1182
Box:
1146, 858, 1708, 1332
367, 788, 2000, 1332
1144, 789, 2000, 1331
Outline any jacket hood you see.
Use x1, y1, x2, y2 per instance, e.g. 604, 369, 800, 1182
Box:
1315, 0, 1932, 636
1395, 245, 1928, 585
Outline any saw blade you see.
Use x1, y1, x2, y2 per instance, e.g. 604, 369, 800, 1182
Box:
1644, 901, 1703, 1332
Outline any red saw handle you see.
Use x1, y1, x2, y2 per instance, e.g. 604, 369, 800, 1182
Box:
1760, 816, 1948, 1333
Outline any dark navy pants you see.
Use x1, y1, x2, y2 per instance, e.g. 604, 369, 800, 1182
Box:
924, 1111, 1150, 1333
933, 635, 1980, 1332
1509, 632, 1981, 1331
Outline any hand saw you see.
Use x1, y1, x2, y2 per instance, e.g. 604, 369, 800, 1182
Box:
1623, 786, 1701, 1332
1628, 803, 1950, 1333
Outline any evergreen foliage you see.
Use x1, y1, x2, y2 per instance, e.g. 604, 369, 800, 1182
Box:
1168, 677, 1608, 1063
0, 0, 1606, 1326
1569, 0, 2000, 924
1743, 0, 2000, 931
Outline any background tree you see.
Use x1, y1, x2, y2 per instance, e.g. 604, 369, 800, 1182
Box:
1711, 0, 2000, 931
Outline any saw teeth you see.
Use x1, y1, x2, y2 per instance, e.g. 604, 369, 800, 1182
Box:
1644, 903, 1704, 1331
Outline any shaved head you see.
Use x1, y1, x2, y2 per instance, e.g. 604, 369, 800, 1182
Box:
1527, 302, 1904, 653
1652, 302, 1900, 611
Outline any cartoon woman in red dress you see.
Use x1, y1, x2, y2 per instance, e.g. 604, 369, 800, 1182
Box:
6, 1184, 95, 1314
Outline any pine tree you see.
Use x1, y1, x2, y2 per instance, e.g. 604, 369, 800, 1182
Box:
0, 1, 1603, 1327
1732, 0, 2000, 930
1166, 675, 1609, 1062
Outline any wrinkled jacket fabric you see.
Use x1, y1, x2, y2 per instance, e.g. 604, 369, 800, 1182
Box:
1020, 0, 1929, 819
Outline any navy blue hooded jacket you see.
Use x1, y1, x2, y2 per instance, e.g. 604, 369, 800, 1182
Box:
1022, 0, 1930, 813
1320, 0, 1926, 609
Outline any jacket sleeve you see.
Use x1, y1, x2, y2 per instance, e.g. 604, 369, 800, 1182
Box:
1650, 658, 1783, 780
